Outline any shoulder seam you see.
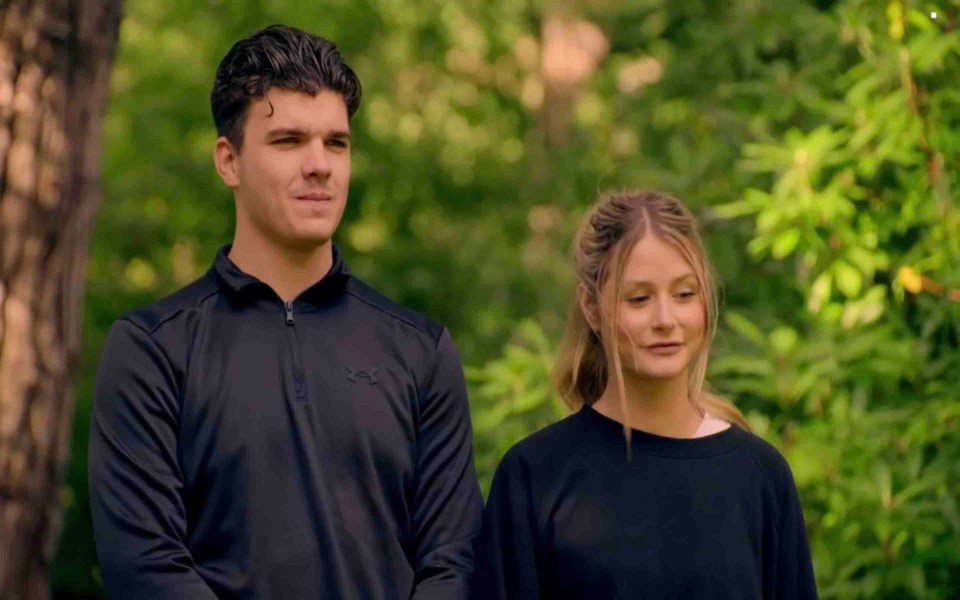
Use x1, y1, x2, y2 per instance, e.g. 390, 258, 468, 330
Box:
740, 439, 783, 526
114, 316, 182, 405
345, 288, 436, 340
142, 283, 222, 335
416, 325, 448, 405
534, 420, 585, 536
536, 465, 562, 536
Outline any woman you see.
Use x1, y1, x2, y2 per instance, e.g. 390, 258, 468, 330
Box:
476, 190, 817, 599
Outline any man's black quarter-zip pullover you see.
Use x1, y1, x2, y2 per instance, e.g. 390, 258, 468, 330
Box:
89, 245, 483, 599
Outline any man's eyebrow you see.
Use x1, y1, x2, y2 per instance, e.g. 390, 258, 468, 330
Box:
264, 128, 352, 140
265, 127, 308, 138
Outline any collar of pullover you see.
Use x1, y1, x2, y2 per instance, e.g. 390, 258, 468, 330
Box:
208, 244, 351, 305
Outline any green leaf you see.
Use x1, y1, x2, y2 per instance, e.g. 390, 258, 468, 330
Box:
769, 326, 799, 357
724, 311, 767, 347
711, 199, 757, 219
808, 271, 832, 313
834, 261, 863, 298
771, 228, 801, 259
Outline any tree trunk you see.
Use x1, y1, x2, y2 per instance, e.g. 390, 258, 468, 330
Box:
0, 0, 121, 598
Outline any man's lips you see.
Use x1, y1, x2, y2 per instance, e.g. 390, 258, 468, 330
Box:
295, 192, 333, 201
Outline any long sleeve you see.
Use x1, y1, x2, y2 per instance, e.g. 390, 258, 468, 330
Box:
474, 447, 542, 599
409, 328, 483, 599
766, 457, 819, 600
88, 319, 218, 600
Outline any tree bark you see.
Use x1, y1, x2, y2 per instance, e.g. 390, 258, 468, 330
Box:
0, 0, 121, 598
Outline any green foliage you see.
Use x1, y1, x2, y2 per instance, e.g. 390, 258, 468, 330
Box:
468, 1, 960, 598
467, 319, 562, 494
55, 0, 960, 598
705, 2, 960, 596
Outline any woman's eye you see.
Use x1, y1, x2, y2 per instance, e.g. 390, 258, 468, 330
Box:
628, 296, 649, 304
677, 290, 697, 300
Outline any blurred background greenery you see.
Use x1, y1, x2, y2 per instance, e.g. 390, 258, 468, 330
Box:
54, 0, 959, 598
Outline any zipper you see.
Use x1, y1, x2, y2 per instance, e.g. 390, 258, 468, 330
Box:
283, 300, 306, 400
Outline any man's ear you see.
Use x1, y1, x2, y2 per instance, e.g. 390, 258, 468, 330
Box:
214, 136, 240, 188
578, 283, 601, 333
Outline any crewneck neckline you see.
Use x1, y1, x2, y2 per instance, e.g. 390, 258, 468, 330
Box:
579, 404, 744, 459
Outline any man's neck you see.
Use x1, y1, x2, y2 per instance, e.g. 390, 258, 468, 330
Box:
593, 370, 702, 438
228, 235, 334, 303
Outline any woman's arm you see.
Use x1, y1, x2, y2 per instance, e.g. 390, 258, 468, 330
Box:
474, 448, 544, 599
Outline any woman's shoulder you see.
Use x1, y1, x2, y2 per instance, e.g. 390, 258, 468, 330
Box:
500, 410, 589, 463
491, 408, 601, 484
486, 408, 609, 517
732, 427, 802, 495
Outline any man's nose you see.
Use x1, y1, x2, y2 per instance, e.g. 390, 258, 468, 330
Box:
302, 143, 332, 178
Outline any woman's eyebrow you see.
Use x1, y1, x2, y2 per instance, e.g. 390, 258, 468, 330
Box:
624, 273, 698, 287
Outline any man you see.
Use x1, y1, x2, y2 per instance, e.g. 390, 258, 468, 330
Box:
89, 25, 482, 599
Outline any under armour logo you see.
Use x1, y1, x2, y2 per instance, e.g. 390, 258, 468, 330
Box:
345, 366, 380, 385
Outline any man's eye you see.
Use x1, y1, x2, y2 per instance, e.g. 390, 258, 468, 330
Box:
327, 139, 348, 149
273, 137, 298, 144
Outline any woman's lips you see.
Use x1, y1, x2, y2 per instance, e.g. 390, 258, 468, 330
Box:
645, 343, 683, 355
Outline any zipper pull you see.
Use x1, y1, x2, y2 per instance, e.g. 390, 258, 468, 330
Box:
284, 301, 295, 325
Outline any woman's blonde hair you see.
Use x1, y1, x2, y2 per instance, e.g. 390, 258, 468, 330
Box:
554, 190, 750, 440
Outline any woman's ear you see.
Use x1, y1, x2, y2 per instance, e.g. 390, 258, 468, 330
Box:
578, 283, 601, 333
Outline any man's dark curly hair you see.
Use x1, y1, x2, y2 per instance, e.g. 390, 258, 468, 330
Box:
210, 24, 362, 151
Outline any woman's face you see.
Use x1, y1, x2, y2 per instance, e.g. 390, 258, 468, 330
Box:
609, 234, 707, 382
